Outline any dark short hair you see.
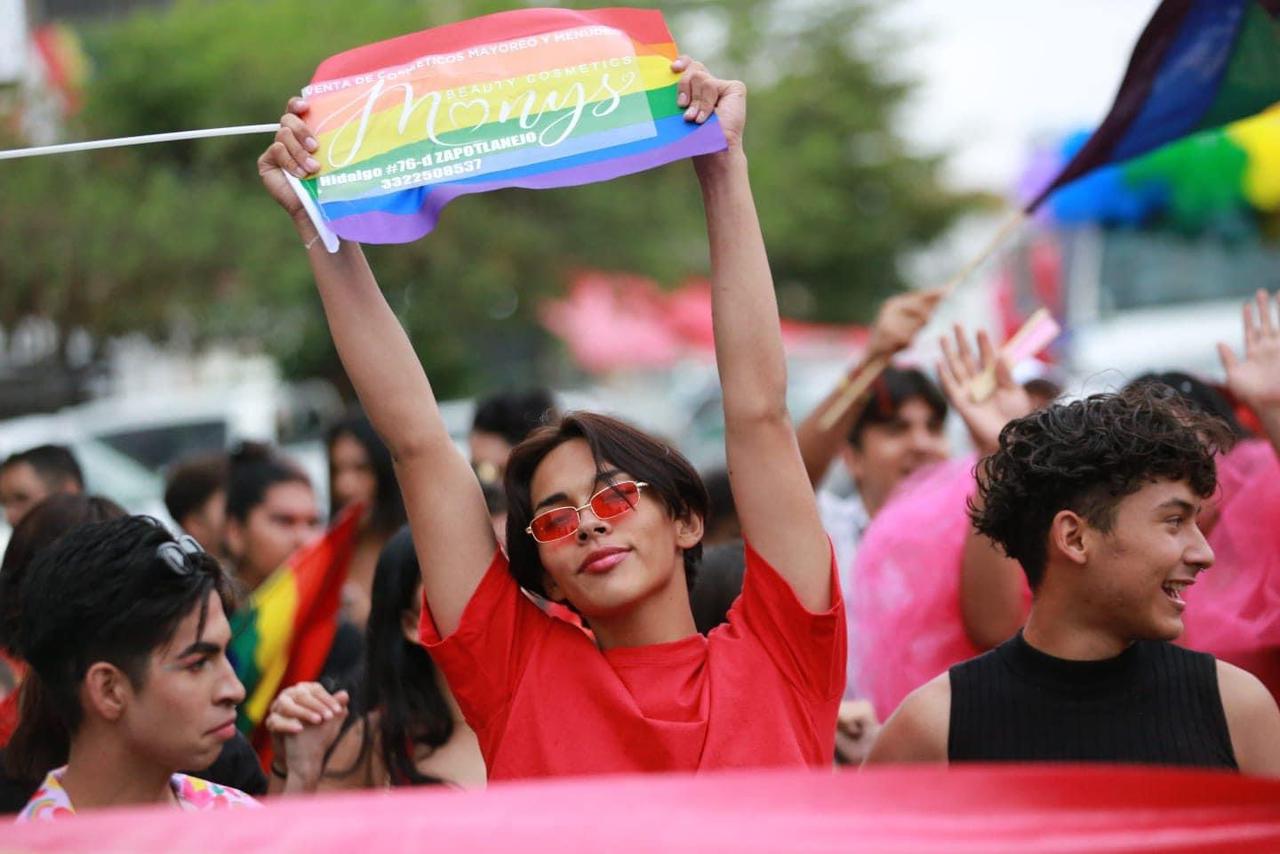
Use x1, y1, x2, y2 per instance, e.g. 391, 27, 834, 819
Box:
504, 412, 708, 599
164, 452, 227, 527
12, 516, 233, 733
472, 389, 558, 447
0, 494, 127, 655
1, 444, 84, 491
225, 442, 310, 523
970, 385, 1232, 589
1128, 371, 1246, 438
326, 414, 406, 537
848, 367, 948, 448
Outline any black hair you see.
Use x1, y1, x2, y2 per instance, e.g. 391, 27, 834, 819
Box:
329, 527, 452, 786
504, 412, 708, 599
1, 444, 84, 491
11, 516, 233, 735
325, 414, 406, 538
163, 452, 227, 528
700, 467, 739, 544
0, 494, 127, 786
1128, 371, 1247, 438
848, 367, 948, 448
971, 385, 1232, 589
472, 388, 558, 448
225, 441, 310, 523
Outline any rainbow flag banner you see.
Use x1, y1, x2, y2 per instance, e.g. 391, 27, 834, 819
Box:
1028, 0, 1280, 211
291, 7, 725, 247
227, 502, 362, 759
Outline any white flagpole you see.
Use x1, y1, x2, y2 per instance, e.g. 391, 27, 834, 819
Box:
0, 123, 282, 161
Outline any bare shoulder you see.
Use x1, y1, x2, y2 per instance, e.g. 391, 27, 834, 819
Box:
1216, 659, 1280, 777
862, 672, 951, 765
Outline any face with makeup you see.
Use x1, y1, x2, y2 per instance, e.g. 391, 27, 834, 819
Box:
527, 439, 702, 621
1058, 478, 1215, 642
86, 592, 245, 772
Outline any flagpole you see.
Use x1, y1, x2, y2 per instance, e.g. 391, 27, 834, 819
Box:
0, 123, 282, 161
816, 208, 1028, 432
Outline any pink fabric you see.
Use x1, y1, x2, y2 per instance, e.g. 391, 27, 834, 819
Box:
851, 454, 1033, 720
8, 766, 1280, 852
1181, 439, 1280, 699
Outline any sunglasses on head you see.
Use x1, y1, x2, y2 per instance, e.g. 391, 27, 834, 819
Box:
157, 534, 205, 576
526, 480, 649, 543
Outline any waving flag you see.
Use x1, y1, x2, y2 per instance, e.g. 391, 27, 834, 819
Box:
227, 502, 362, 761
1028, 0, 1280, 211
292, 7, 725, 246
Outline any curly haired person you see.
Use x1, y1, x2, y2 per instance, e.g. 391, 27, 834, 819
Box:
866, 385, 1280, 774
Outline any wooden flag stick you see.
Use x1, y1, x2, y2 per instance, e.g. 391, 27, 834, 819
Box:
816, 208, 1028, 432
0, 123, 282, 161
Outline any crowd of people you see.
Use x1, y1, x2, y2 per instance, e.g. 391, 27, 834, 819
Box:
1, 57, 1279, 825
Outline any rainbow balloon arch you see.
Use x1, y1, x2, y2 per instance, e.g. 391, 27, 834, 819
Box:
8, 765, 1280, 852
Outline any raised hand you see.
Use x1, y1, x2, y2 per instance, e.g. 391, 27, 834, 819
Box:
672, 56, 747, 154
938, 325, 1033, 455
866, 289, 945, 362
1218, 289, 1280, 410
257, 97, 321, 220
266, 682, 349, 791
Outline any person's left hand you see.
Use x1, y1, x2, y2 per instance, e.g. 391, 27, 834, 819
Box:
672, 56, 747, 154
1218, 289, 1280, 411
938, 325, 1034, 455
835, 699, 881, 766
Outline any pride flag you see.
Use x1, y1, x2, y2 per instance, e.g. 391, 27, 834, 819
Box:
1028, 0, 1280, 211
291, 7, 726, 246
227, 502, 362, 761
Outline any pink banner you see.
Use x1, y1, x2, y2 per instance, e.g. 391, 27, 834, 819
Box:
9, 766, 1280, 852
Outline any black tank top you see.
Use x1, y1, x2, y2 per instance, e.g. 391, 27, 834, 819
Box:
948, 632, 1237, 769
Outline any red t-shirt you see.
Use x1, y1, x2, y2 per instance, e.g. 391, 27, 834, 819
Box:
420, 541, 845, 780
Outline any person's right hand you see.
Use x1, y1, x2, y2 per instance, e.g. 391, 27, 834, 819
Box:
865, 289, 945, 362
265, 681, 349, 786
258, 97, 321, 219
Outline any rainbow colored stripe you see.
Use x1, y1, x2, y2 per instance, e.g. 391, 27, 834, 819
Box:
298, 8, 725, 243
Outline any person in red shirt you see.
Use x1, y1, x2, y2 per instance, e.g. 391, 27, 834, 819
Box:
257, 57, 844, 781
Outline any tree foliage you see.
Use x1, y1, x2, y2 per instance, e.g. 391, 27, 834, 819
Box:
0, 0, 982, 398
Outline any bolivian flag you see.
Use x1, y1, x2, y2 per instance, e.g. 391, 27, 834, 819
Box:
228, 502, 363, 762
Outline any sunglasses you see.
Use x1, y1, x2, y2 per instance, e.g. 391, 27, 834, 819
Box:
526, 481, 649, 543
157, 534, 205, 576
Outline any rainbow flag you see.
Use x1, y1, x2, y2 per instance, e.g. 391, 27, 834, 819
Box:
292, 7, 725, 245
227, 502, 362, 760
1028, 0, 1280, 211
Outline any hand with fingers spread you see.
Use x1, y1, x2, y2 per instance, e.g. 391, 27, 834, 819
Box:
937, 325, 1033, 455
866, 289, 945, 363
671, 55, 747, 157
1219, 289, 1280, 454
257, 97, 321, 222
266, 682, 349, 792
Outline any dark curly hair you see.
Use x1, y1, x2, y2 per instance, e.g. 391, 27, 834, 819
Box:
970, 384, 1233, 589
504, 412, 708, 601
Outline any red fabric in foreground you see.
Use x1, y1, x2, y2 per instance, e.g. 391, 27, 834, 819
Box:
8, 766, 1280, 852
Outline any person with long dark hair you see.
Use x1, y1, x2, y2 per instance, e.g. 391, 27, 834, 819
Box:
326, 415, 406, 631
265, 527, 483, 792
259, 57, 843, 781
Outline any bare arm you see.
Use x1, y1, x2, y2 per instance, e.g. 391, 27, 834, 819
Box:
260, 100, 496, 636
1217, 660, 1280, 777
1219, 289, 1280, 457
959, 519, 1028, 649
795, 289, 943, 487
862, 673, 951, 765
683, 62, 830, 611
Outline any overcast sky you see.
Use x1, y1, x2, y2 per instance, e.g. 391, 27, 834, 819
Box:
882, 0, 1162, 197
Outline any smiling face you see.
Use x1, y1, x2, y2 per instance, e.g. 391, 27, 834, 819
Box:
1077, 478, 1215, 641
527, 439, 701, 621
844, 397, 949, 516
118, 593, 245, 772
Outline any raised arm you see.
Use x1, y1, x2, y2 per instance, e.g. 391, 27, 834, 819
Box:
796, 289, 943, 487
681, 61, 829, 611
1218, 289, 1280, 458
259, 100, 497, 636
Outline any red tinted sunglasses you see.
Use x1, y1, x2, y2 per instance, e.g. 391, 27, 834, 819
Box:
526, 481, 649, 543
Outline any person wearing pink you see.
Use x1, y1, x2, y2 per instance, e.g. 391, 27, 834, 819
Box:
258, 58, 844, 781
10, 517, 257, 820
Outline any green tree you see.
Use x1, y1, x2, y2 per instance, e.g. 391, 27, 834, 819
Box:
0, 0, 981, 400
